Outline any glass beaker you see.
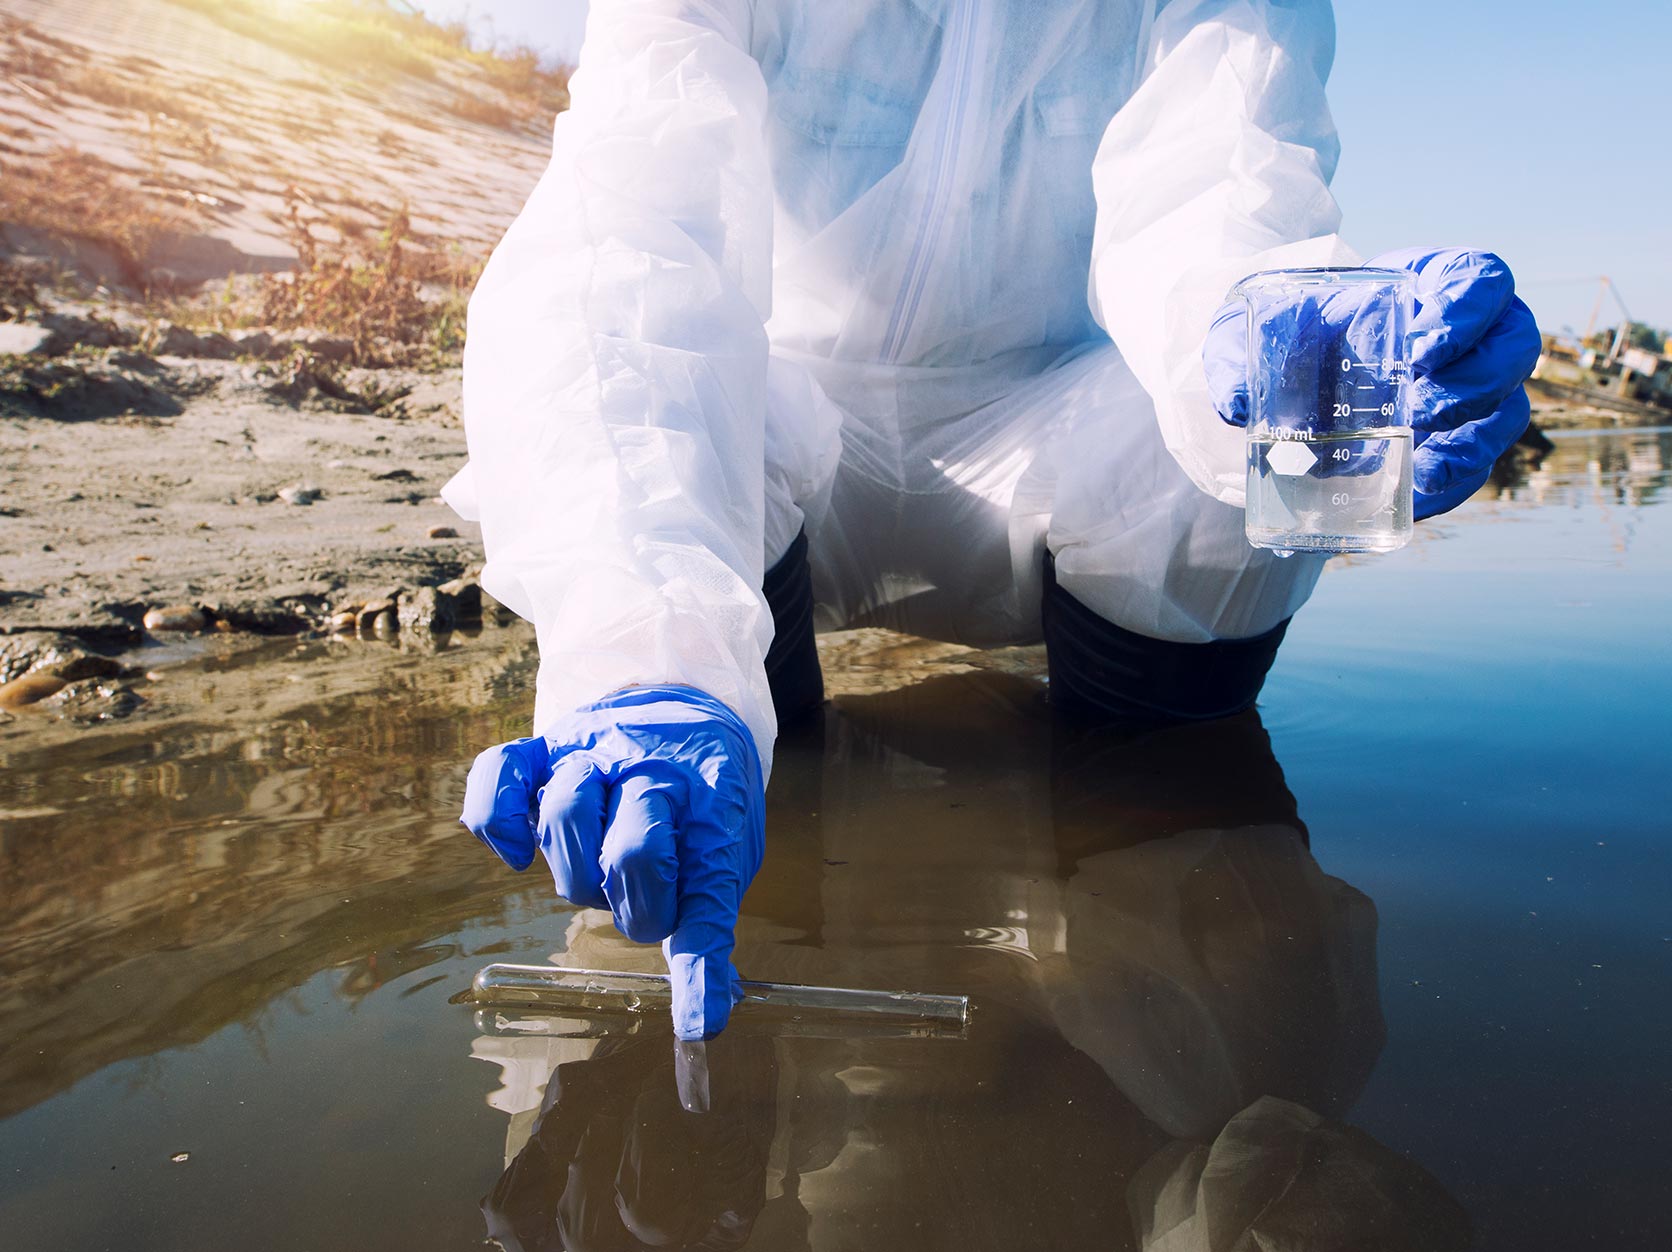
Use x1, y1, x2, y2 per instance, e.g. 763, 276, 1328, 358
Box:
1237, 267, 1416, 554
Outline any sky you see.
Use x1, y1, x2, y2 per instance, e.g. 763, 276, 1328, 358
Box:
415, 0, 1671, 335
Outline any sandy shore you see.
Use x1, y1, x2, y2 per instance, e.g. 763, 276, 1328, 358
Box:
0, 0, 557, 718
0, 329, 489, 717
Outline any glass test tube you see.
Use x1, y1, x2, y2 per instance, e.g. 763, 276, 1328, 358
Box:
469, 963, 970, 1034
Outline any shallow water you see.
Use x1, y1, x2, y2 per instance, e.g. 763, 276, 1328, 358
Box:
1, 428, 1668, 1251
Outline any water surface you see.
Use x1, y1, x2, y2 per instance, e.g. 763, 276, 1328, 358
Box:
1, 428, 1668, 1250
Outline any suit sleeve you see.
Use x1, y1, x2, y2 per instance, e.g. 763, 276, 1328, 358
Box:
446, 0, 779, 769
1088, 0, 1360, 505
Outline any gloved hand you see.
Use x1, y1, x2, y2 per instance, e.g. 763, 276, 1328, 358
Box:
460, 685, 766, 1040
1205, 247, 1541, 519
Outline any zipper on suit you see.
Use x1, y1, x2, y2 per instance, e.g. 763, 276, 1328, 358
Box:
879, 0, 986, 365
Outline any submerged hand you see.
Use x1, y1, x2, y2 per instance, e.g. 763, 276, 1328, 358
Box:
461, 685, 766, 1040
1205, 247, 1540, 520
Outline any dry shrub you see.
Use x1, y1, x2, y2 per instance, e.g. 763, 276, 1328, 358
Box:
252, 196, 477, 365
161, 0, 568, 126
164, 0, 441, 81
0, 258, 42, 321
0, 147, 191, 290
471, 42, 571, 122
446, 89, 516, 130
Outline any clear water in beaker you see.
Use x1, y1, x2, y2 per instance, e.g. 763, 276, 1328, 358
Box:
1237, 267, 1416, 555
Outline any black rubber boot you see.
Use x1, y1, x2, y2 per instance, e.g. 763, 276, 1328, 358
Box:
1042, 550, 1290, 725
763, 529, 824, 726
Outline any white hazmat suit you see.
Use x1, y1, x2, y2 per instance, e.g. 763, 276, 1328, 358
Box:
445, 0, 1354, 769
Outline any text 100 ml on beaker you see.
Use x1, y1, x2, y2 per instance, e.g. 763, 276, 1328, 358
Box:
1246, 426, 1413, 554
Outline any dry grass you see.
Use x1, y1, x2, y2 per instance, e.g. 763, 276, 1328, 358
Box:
0, 147, 193, 291
445, 88, 517, 130
472, 43, 570, 122
0, 4, 537, 362
262, 198, 429, 360
0, 258, 43, 321
165, 0, 457, 81
0, 19, 72, 89
160, 0, 567, 123
64, 67, 204, 125
167, 195, 479, 366
0, 18, 85, 60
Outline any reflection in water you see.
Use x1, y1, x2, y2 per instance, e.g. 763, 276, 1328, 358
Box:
1484, 426, 1670, 508
1043, 716, 1385, 1144
0, 636, 544, 1121
3, 431, 1665, 1250
472, 676, 1468, 1251
483, 1033, 779, 1252
1133, 1096, 1469, 1252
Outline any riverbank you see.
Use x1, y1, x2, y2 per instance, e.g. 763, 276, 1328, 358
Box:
0, 0, 559, 716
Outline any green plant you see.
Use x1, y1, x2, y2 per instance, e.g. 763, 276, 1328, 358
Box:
1627, 323, 1668, 355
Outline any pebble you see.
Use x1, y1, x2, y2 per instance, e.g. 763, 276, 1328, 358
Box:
437, 577, 483, 621
0, 673, 68, 709
370, 609, 398, 638
426, 525, 458, 540
232, 329, 276, 357
278, 485, 321, 506
328, 610, 358, 633
52, 655, 123, 682
397, 585, 454, 634
356, 598, 395, 632
0, 322, 52, 355
143, 605, 206, 632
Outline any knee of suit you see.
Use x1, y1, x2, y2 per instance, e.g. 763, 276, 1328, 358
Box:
1037, 349, 1326, 644
763, 528, 824, 725
1042, 551, 1290, 725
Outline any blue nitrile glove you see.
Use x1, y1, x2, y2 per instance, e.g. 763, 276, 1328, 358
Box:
460, 685, 766, 1041
1205, 247, 1541, 519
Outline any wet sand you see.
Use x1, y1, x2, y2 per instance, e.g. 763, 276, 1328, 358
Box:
0, 351, 477, 664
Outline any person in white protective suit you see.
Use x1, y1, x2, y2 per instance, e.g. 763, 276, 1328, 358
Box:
452, 0, 1540, 1040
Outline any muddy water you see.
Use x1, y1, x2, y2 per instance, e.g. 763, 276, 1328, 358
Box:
2, 428, 1670, 1251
